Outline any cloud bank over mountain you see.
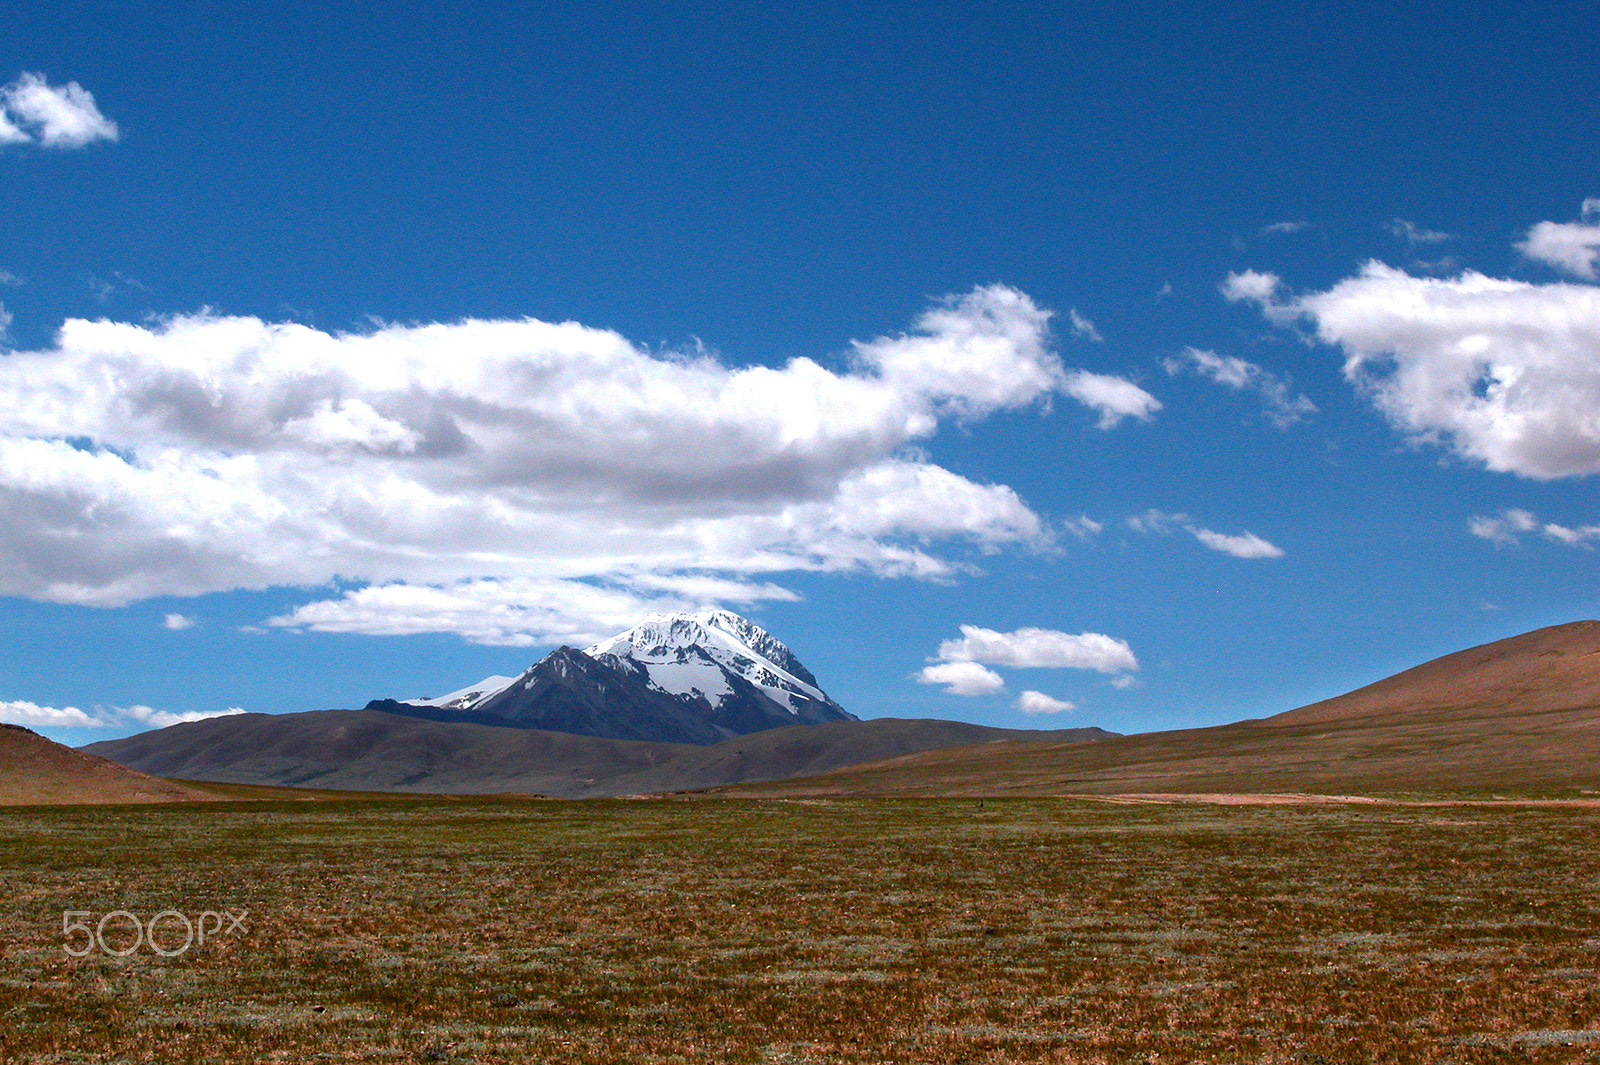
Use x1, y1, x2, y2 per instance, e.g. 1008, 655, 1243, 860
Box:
0, 286, 1150, 645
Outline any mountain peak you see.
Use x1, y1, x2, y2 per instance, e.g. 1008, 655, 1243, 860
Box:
375, 608, 853, 745
586, 609, 828, 704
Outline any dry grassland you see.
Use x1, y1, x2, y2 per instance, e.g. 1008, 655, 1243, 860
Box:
3, 797, 1600, 1063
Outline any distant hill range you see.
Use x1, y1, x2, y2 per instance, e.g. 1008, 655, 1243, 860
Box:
368, 609, 857, 744
64, 618, 1600, 801
81, 712, 1110, 797
710, 621, 1600, 798
79, 608, 1109, 797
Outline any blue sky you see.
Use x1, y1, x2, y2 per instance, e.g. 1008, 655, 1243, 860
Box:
4, 0, 1600, 745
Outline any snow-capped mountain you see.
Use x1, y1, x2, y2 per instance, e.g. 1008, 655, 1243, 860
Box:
586, 609, 844, 721
369, 609, 855, 745
406, 675, 518, 712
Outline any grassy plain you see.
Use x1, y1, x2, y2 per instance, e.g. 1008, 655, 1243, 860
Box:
3, 797, 1600, 1063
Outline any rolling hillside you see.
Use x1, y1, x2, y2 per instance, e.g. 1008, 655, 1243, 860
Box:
84, 711, 1112, 797
0, 723, 218, 805
712, 621, 1600, 797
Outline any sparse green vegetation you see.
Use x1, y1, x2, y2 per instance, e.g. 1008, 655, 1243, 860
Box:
4, 797, 1600, 1062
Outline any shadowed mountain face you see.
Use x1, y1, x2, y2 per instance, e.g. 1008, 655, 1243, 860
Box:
81, 712, 1113, 797
370, 610, 856, 745
0, 723, 217, 805
709, 621, 1600, 798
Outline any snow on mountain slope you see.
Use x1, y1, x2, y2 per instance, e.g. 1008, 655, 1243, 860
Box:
375, 609, 854, 744
408, 675, 518, 711
585, 609, 844, 719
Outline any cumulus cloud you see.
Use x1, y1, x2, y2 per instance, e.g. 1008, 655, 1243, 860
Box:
162, 612, 195, 630
269, 576, 800, 648
1296, 264, 1600, 479
914, 661, 1006, 696
1061, 371, 1161, 428
1518, 200, 1600, 280
934, 624, 1138, 674
0, 286, 1148, 644
0, 699, 243, 730
1164, 347, 1316, 428
913, 623, 1136, 698
1016, 689, 1075, 714
1233, 212, 1600, 480
1260, 221, 1309, 236
1221, 270, 1298, 325
0, 73, 118, 148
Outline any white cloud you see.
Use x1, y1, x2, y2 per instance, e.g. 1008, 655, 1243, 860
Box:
1389, 219, 1454, 245
0, 287, 1147, 643
1016, 689, 1075, 714
269, 577, 799, 648
935, 624, 1138, 673
125, 705, 245, 728
1468, 508, 1539, 546
1190, 528, 1284, 559
0, 111, 25, 145
1126, 508, 1187, 534
1541, 521, 1600, 547
1519, 223, 1600, 280
1222, 269, 1280, 303
914, 624, 1136, 699
1166, 347, 1317, 428
1061, 370, 1161, 428
1221, 269, 1301, 327
0, 700, 101, 728
0, 699, 243, 730
0, 73, 118, 149
1060, 514, 1103, 539
162, 612, 195, 630
0, 302, 11, 342
1282, 263, 1600, 479
1127, 509, 1284, 558
1237, 212, 1600, 479
914, 661, 1006, 696
1518, 201, 1600, 280
1260, 221, 1309, 236
1067, 308, 1102, 342
1468, 508, 1600, 548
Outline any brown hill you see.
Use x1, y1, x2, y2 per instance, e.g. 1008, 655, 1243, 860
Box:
83, 710, 1112, 797
1267, 619, 1600, 725
0, 723, 219, 805
712, 621, 1600, 798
